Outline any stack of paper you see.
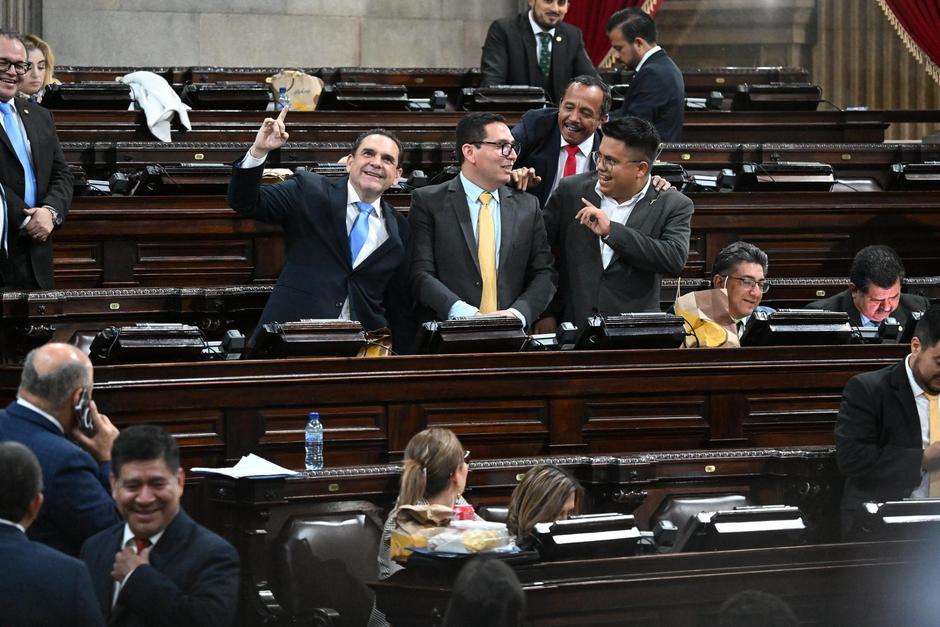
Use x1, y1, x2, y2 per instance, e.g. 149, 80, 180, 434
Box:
191, 453, 300, 478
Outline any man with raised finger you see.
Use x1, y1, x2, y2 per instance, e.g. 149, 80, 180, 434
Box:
541, 115, 693, 329
227, 107, 416, 352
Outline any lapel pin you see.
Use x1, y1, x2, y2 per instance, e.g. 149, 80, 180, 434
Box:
22, 108, 29, 115
555, 36, 562, 42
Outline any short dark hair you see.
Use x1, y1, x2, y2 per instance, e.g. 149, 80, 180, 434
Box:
19, 347, 91, 410
849, 245, 904, 293
442, 557, 525, 627
599, 115, 660, 163
607, 7, 657, 44
350, 128, 403, 166
714, 241, 769, 277
0, 442, 43, 523
914, 307, 940, 348
456, 112, 506, 165
718, 590, 798, 627
111, 425, 181, 477
565, 74, 613, 117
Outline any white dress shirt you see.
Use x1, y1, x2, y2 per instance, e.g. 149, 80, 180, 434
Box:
594, 175, 652, 269
528, 11, 557, 62
905, 353, 936, 497
634, 45, 663, 73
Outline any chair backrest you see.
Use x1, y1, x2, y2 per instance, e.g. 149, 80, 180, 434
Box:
476, 505, 510, 524
652, 493, 750, 529
271, 500, 385, 627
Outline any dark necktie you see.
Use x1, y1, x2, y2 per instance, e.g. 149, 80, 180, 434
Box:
537, 32, 552, 77
0, 101, 36, 207
349, 201, 374, 265
563, 144, 580, 178
736, 320, 744, 338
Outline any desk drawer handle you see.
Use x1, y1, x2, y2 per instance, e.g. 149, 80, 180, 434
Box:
515, 473, 525, 482
704, 465, 716, 473
328, 483, 339, 492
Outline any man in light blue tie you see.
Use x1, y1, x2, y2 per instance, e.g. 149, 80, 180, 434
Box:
0, 31, 72, 291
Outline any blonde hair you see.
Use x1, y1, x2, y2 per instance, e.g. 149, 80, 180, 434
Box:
398, 428, 464, 506
23, 34, 55, 89
506, 464, 582, 538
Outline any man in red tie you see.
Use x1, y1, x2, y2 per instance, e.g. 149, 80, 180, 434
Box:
80, 425, 239, 627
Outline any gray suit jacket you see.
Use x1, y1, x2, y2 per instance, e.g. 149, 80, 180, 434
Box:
543, 172, 694, 324
409, 176, 555, 327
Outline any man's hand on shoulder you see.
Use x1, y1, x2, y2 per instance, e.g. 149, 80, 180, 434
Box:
249, 106, 290, 160
510, 167, 541, 192
651, 175, 672, 192
71, 400, 120, 463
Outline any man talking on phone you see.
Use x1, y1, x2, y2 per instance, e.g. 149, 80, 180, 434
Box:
0, 342, 120, 555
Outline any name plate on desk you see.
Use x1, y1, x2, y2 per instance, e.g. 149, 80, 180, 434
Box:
89, 323, 206, 364
575, 312, 685, 350
420, 316, 527, 354
250, 319, 367, 358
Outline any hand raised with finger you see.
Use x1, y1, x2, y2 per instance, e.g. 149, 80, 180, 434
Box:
250, 106, 290, 159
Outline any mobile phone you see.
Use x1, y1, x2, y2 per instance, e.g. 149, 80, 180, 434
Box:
74, 388, 95, 436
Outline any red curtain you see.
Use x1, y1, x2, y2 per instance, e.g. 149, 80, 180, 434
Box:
566, 0, 663, 65
881, 0, 940, 83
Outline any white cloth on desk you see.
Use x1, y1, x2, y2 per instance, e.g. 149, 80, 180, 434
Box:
119, 71, 192, 142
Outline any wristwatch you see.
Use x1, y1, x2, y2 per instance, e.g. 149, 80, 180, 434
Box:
45, 206, 63, 227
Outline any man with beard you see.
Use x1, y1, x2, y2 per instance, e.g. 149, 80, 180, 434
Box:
409, 112, 555, 330
835, 307, 940, 537
480, 0, 598, 105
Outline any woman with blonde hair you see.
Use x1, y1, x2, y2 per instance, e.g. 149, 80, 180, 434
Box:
506, 464, 582, 548
19, 34, 57, 102
378, 427, 472, 579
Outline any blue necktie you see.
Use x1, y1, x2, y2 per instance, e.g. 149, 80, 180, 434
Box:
349, 201, 374, 265
0, 101, 36, 208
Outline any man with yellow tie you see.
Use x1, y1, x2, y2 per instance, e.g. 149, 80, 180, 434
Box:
409, 112, 555, 330
835, 306, 940, 538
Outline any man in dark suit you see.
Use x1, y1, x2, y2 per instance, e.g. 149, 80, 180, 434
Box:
80, 425, 240, 627
0, 342, 120, 556
0, 31, 72, 290
806, 244, 928, 330
606, 9, 684, 143
410, 112, 555, 329
0, 441, 105, 627
480, 0, 598, 105
835, 307, 940, 537
228, 107, 415, 352
542, 116, 693, 329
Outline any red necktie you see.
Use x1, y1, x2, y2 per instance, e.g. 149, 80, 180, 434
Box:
563, 144, 580, 178
134, 537, 151, 554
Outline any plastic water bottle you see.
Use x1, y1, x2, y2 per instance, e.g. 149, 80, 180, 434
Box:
275, 86, 289, 111
304, 412, 324, 471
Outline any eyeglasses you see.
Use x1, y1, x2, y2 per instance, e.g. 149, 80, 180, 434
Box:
0, 59, 32, 75
474, 140, 520, 157
590, 151, 646, 169
726, 275, 770, 293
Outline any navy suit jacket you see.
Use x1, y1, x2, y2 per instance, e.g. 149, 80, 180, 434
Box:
511, 107, 600, 209
228, 166, 416, 352
806, 288, 928, 329
81, 510, 240, 627
0, 524, 104, 626
480, 13, 598, 104
0, 401, 119, 555
615, 49, 685, 143
0, 97, 73, 289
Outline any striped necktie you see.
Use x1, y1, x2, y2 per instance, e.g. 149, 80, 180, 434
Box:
477, 192, 497, 313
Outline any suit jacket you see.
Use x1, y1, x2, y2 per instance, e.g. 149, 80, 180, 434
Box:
0, 97, 73, 289
835, 360, 925, 528
228, 166, 416, 352
543, 172, 694, 325
409, 176, 556, 327
0, 524, 104, 626
806, 288, 928, 328
0, 401, 119, 556
480, 14, 598, 104
80, 510, 240, 627
614, 49, 685, 143
511, 106, 600, 208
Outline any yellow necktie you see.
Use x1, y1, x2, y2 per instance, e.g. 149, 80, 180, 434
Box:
477, 192, 497, 314
926, 391, 940, 496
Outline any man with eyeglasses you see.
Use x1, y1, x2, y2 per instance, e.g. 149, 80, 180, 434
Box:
673, 241, 775, 348
806, 244, 927, 331
0, 31, 72, 291
409, 112, 555, 331
541, 115, 692, 330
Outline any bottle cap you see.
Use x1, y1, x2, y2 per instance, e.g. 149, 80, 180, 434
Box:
308, 412, 320, 421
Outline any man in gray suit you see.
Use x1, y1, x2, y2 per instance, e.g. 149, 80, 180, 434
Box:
409, 112, 555, 329
541, 115, 693, 329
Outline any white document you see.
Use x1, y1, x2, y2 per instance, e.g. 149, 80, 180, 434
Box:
191, 453, 300, 478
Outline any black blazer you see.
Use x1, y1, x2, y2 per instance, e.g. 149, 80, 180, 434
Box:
409, 176, 556, 327
543, 172, 693, 324
228, 166, 416, 351
806, 288, 928, 328
835, 360, 925, 523
0, 524, 105, 627
511, 106, 600, 208
480, 13, 598, 104
0, 97, 73, 289
80, 511, 240, 627
614, 49, 685, 143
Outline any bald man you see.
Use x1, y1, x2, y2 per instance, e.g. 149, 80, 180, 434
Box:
0, 343, 120, 555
